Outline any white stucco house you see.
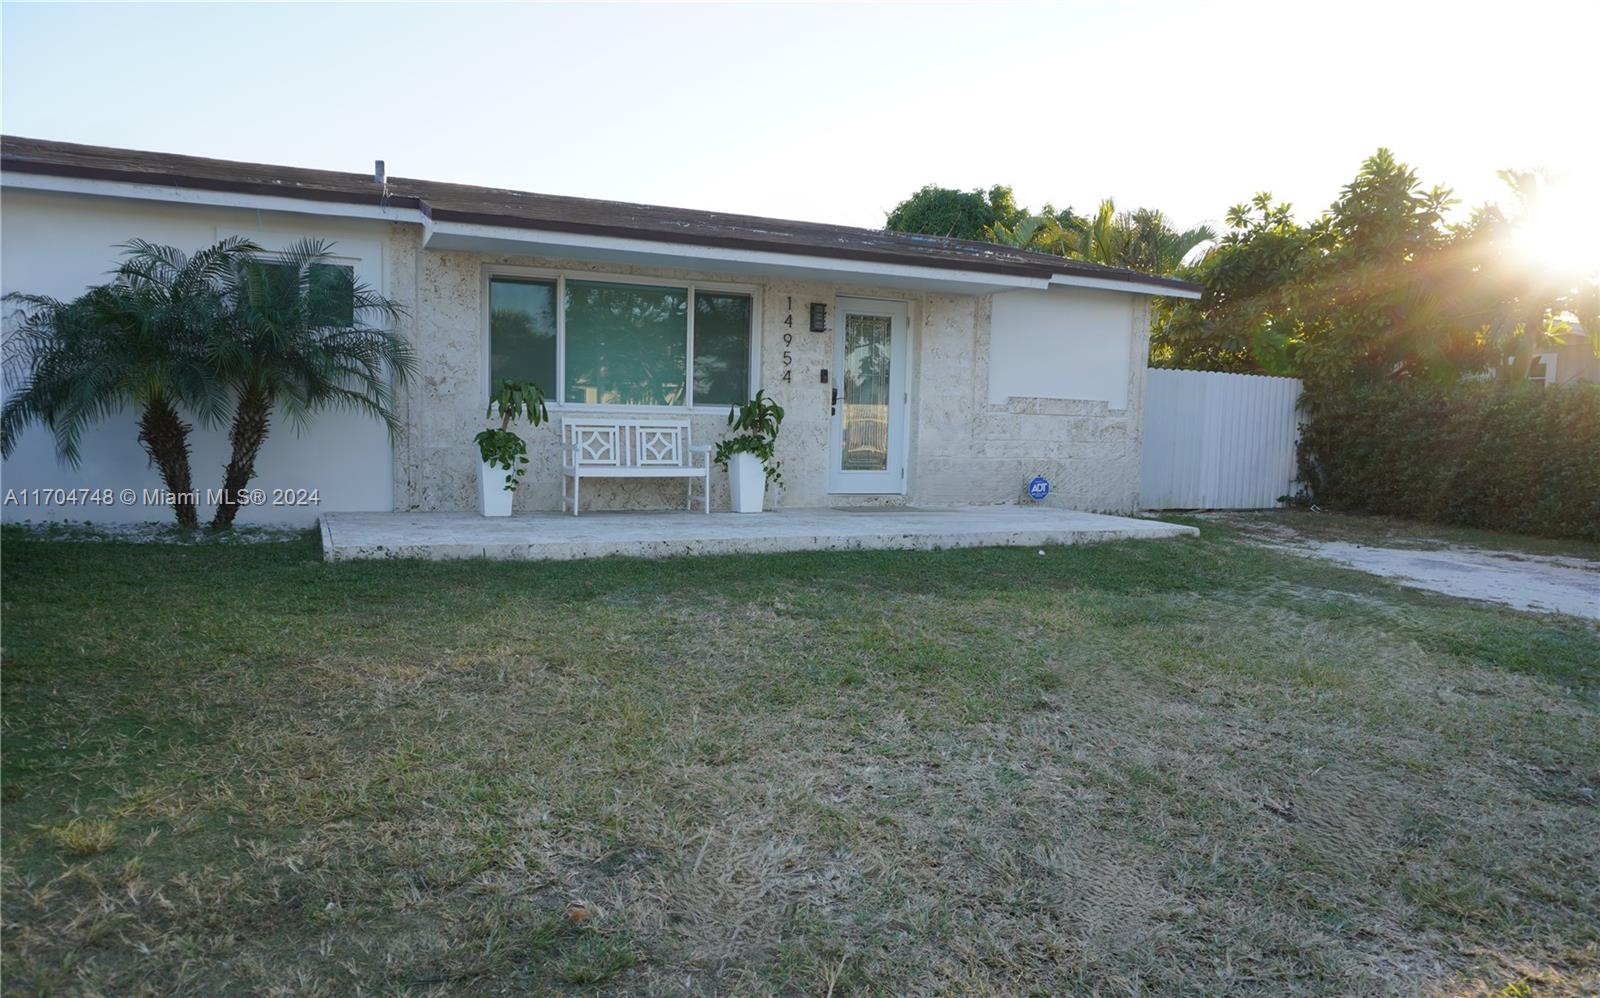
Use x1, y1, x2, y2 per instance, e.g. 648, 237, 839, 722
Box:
0, 137, 1200, 525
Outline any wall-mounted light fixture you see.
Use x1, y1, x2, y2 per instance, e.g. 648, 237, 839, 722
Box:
809, 303, 827, 332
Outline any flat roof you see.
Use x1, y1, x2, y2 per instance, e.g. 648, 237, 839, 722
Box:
1, 135, 1202, 296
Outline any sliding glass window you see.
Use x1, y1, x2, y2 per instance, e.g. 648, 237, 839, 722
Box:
693, 291, 753, 407
488, 278, 557, 392
564, 280, 688, 406
260, 261, 357, 326
488, 274, 753, 407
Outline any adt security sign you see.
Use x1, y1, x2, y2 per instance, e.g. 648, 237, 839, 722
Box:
1027, 476, 1051, 501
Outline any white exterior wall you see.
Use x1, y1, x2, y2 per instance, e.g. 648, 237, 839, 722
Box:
0, 189, 407, 524
2, 186, 1157, 521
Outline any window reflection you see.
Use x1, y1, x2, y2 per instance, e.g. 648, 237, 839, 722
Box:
564, 280, 688, 406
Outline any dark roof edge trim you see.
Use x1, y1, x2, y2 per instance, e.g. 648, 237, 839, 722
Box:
423, 207, 1063, 281
1, 156, 417, 212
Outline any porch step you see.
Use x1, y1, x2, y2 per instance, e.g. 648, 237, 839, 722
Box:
320, 507, 1198, 562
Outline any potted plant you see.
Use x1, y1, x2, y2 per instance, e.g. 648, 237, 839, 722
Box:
475, 380, 548, 517
714, 389, 784, 513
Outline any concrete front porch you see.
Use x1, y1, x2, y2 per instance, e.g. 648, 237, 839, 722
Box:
320, 506, 1198, 562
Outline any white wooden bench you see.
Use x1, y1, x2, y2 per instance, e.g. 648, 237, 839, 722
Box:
561, 416, 712, 516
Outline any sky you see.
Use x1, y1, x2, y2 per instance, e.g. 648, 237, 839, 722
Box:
3, 1, 1598, 241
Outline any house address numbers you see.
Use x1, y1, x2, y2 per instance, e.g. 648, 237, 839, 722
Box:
779, 296, 796, 383
777, 296, 828, 386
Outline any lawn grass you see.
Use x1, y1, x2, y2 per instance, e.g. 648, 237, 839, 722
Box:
2, 521, 1597, 995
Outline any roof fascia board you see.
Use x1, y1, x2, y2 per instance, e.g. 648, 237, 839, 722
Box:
1, 171, 415, 225
424, 218, 1049, 293
1045, 273, 1204, 299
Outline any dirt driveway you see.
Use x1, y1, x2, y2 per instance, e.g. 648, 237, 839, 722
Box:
1205, 511, 1600, 621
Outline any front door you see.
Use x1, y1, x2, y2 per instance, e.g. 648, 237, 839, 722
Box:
829, 298, 909, 494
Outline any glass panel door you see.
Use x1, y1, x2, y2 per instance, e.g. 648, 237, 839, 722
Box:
841, 314, 891, 471
829, 299, 908, 494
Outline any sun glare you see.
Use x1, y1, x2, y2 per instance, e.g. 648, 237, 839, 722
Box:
1512, 177, 1600, 277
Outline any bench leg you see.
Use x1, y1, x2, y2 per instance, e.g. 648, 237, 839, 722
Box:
572, 475, 580, 516
704, 473, 710, 514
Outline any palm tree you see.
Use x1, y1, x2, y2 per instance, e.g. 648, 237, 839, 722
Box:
1, 238, 257, 527
1071, 199, 1216, 276
978, 199, 1213, 277
984, 214, 1053, 248
209, 239, 416, 529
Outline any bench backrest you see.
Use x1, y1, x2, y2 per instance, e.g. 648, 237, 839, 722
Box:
562, 417, 696, 469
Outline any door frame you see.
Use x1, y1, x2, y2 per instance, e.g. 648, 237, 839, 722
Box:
828, 296, 910, 495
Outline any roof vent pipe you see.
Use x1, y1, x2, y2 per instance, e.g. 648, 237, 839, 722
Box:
374, 159, 385, 187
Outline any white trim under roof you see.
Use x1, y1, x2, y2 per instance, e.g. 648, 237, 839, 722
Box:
1047, 273, 1203, 300
2, 169, 1201, 298
424, 220, 1198, 297
423, 219, 1047, 295
1, 170, 413, 224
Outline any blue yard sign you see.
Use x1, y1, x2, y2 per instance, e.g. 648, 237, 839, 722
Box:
1028, 476, 1050, 501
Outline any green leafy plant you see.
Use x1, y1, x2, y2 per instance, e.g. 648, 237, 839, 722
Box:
885, 184, 1026, 242
1297, 378, 1600, 541
475, 380, 549, 492
713, 389, 785, 487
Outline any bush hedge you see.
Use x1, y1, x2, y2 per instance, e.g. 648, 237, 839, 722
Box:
1297, 378, 1600, 541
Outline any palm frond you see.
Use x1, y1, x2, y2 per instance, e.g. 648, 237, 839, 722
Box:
215, 239, 414, 458
2, 237, 249, 466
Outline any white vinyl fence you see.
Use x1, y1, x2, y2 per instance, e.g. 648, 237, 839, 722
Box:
1141, 368, 1303, 509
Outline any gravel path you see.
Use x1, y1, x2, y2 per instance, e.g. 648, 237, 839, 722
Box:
1286, 540, 1600, 620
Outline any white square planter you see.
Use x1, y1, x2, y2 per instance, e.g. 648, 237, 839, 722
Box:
727, 452, 766, 513
480, 460, 514, 517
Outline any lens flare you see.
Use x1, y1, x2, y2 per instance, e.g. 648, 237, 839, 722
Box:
1512, 176, 1600, 277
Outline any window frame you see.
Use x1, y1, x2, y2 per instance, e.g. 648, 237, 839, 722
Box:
482, 265, 761, 414
254, 252, 363, 327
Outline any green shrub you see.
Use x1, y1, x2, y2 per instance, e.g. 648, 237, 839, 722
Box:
1298, 379, 1600, 541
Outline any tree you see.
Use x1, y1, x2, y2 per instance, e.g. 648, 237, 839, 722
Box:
886, 183, 1210, 278
885, 184, 1024, 242
1443, 170, 1599, 383
1154, 195, 1309, 373
978, 197, 1213, 276
1, 238, 257, 527
982, 205, 1085, 256
1072, 199, 1216, 275
209, 239, 416, 529
983, 213, 1053, 249
1292, 148, 1474, 388
1158, 150, 1567, 383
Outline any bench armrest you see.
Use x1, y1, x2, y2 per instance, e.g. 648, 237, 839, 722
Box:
687, 444, 713, 453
